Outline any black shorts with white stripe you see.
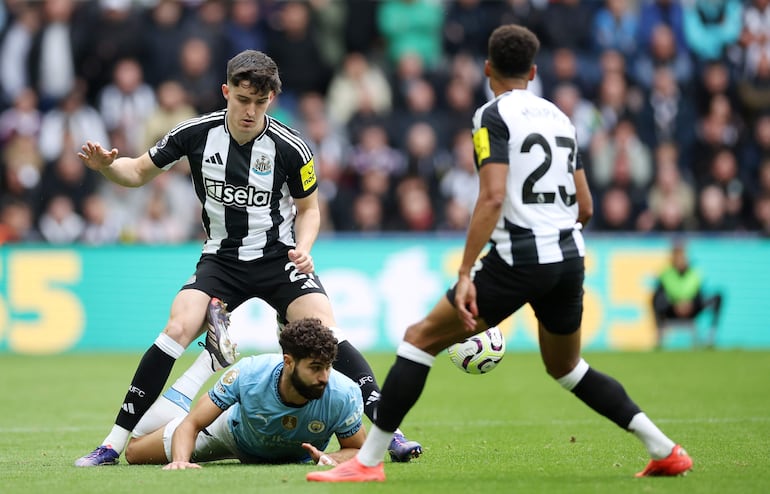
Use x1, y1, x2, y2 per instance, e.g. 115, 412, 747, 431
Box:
446, 249, 584, 334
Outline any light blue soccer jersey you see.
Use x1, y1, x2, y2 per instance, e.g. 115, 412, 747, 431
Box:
208, 354, 363, 463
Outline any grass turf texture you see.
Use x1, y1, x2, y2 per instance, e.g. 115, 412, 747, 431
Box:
1, 350, 768, 494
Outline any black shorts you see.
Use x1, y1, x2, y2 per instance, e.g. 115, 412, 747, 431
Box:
182, 248, 327, 321
446, 249, 585, 335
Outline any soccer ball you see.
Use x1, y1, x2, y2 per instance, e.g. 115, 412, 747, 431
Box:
447, 327, 506, 374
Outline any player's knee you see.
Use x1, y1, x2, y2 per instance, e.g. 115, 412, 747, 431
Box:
162, 320, 197, 347
124, 440, 137, 464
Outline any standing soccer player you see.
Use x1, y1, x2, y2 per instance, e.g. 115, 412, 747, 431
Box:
307, 25, 693, 482
74, 50, 420, 466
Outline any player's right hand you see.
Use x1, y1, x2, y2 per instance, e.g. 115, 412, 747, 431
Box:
162, 460, 202, 470
77, 141, 118, 171
454, 275, 478, 331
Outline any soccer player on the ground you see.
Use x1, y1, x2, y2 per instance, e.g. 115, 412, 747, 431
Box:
125, 318, 365, 468
307, 25, 693, 482
74, 49, 421, 467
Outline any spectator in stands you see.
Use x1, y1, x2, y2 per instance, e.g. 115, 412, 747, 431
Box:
442, 0, 500, 59
541, 47, 598, 102
697, 183, 738, 230
326, 51, 392, 126
441, 75, 478, 143
633, 23, 695, 92
78, 0, 146, 103
595, 70, 638, 132
390, 176, 435, 232
738, 0, 770, 79
692, 94, 743, 185
590, 117, 653, 196
80, 193, 122, 245
225, 0, 265, 57
682, 0, 743, 65
694, 60, 737, 118
37, 146, 98, 219
37, 82, 109, 164
439, 130, 478, 223
377, 0, 444, 71
266, 0, 333, 109
26, 0, 83, 110
142, 0, 193, 87
176, 37, 222, 114
0, 4, 41, 106
652, 240, 723, 348
402, 121, 453, 195
1, 134, 43, 206
446, 52, 489, 107
349, 122, 406, 178
37, 194, 84, 244
133, 189, 187, 244
187, 0, 230, 74
306, 0, 347, 69
0, 198, 41, 244
342, 0, 380, 55
593, 0, 639, 63
637, 0, 689, 59
736, 48, 770, 121
706, 147, 751, 224
0, 87, 41, 143
552, 82, 602, 154
350, 192, 385, 233
752, 192, 770, 234
595, 185, 637, 231
638, 142, 697, 231
98, 57, 157, 157
388, 77, 448, 149
636, 66, 696, 152
539, 0, 595, 56
141, 80, 196, 153
296, 92, 354, 231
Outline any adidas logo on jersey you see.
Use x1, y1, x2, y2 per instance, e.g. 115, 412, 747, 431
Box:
121, 403, 135, 414
204, 152, 224, 165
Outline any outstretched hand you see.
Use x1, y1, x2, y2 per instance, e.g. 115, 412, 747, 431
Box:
302, 442, 336, 465
162, 460, 201, 470
77, 141, 118, 171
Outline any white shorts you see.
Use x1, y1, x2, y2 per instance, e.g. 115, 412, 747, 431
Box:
163, 411, 240, 463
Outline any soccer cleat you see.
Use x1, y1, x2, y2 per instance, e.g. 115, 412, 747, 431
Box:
635, 444, 693, 477
306, 456, 385, 482
199, 297, 239, 371
388, 432, 422, 462
74, 445, 120, 467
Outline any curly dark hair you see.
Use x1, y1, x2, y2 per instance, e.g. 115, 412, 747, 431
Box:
279, 318, 338, 364
226, 50, 282, 96
488, 24, 540, 79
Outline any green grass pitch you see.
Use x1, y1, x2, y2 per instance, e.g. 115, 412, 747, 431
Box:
1, 349, 768, 494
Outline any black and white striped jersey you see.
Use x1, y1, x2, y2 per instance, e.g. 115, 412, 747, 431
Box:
472, 89, 585, 266
149, 110, 317, 261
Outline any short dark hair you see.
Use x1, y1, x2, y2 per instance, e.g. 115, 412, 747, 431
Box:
488, 24, 540, 78
279, 318, 338, 364
226, 50, 282, 95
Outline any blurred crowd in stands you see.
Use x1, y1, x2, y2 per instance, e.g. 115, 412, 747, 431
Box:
1, 0, 770, 245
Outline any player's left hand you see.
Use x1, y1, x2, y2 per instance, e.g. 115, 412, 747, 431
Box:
162, 460, 201, 470
302, 442, 337, 466
288, 248, 314, 274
